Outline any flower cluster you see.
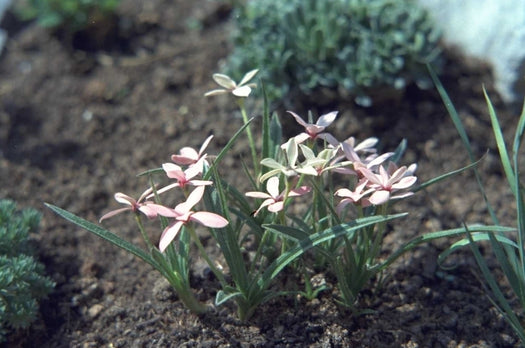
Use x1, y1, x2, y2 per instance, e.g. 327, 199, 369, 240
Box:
51, 69, 429, 320
100, 135, 228, 252
251, 111, 417, 218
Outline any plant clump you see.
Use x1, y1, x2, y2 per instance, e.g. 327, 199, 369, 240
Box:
226, 0, 441, 106
0, 200, 55, 342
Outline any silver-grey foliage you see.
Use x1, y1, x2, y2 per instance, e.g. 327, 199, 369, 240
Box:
227, 0, 441, 105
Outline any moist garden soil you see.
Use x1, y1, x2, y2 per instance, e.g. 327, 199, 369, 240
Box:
0, 1, 523, 347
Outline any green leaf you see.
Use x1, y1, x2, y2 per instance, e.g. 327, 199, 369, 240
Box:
261, 213, 406, 284
437, 229, 518, 269
428, 64, 499, 224
483, 87, 515, 195
45, 203, 159, 270
215, 289, 242, 306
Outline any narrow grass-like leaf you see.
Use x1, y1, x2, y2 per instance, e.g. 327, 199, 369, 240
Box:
483, 87, 515, 194
261, 81, 271, 161
45, 203, 159, 269
266, 224, 310, 241
136, 167, 164, 177
437, 229, 518, 269
512, 97, 525, 284
377, 225, 514, 272
413, 155, 484, 193
488, 232, 525, 303
261, 213, 406, 284
428, 64, 498, 224
270, 113, 282, 158
465, 227, 525, 342
215, 289, 243, 306
389, 139, 407, 164
203, 119, 253, 181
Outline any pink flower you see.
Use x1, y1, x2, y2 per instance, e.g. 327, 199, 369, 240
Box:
204, 69, 258, 98
245, 176, 311, 216
334, 179, 374, 214
287, 111, 339, 146
99, 188, 158, 222
152, 160, 213, 196
358, 163, 417, 205
171, 135, 213, 173
148, 186, 229, 252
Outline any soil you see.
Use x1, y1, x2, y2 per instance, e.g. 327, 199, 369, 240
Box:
0, 1, 523, 347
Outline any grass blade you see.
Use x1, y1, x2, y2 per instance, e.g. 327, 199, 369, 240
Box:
45, 203, 159, 269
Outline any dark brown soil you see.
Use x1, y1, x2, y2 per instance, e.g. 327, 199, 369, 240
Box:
0, 1, 522, 347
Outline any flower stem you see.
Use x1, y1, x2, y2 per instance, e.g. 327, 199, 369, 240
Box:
237, 98, 259, 174
135, 214, 155, 251
187, 224, 227, 286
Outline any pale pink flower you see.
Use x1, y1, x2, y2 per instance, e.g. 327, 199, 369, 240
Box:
287, 111, 339, 147
245, 176, 311, 216
171, 135, 213, 173
152, 160, 213, 196
148, 186, 229, 252
341, 136, 378, 154
358, 164, 417, 205
334, 179, 374, 214
99, 188, 158, 222
204, 69, 258, 98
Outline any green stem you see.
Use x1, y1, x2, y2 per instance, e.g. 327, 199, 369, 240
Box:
237, 98, 259, 174
187, 224, 227, 286
135, 214, 155, 251
164, 269, 207, 314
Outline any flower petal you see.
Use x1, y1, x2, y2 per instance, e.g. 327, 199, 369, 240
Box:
114, 193, 135, 206
204, 89, 228, 97
190, 211, 229, 228
162, 163, 185, 180
266, 176, 280, 198
391, 176, 417, 190
171, 147, 199, 165
288, 185, 311, 197
145, 203, 178, 218
179, 186, 205, 213
159, 221, 184, 252
99, 207, 131, 222
287, 111, 309, 128
245, 191, 272, 199
316, 111, 338, 128
369, 190, 390, 205
232, 85, 252, 97
199, 135, 214, 156
267, 201, 284, 213
317, 133, 339, 147
238, 69, 259, 86
285, 138, 298, 167
292, 133, 311, 145
212, 73, 236, 89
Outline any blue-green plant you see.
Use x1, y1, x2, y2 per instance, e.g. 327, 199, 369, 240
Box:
226, 0, 441, 106
0, 200, 55, 342
14, 0, 120, 32
428, 66, 525, 343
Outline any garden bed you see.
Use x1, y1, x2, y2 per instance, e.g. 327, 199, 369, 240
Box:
0, 0, 520, 346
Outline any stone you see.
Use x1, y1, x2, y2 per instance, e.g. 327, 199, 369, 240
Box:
418, 0, 525, 104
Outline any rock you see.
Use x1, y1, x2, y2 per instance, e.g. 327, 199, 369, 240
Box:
418, 0, 525, 104
0, 0, 12, 55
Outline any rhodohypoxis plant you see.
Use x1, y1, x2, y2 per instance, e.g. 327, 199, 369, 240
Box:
46, 69, 477, 320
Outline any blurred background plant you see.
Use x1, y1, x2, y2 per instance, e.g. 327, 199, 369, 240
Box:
0, 200, 55, 342
226, 0, 441, 106
13, 0, 120, 49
